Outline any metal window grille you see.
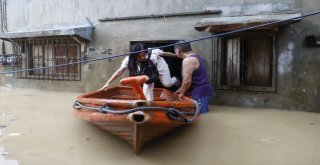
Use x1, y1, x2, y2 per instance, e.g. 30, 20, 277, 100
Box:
12, 37, 81, 81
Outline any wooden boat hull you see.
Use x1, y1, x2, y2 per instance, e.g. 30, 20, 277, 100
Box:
74, 107, 185, 153
73, 76, 199, 153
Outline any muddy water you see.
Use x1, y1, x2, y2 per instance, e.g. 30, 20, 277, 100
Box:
0, 86, 320, 165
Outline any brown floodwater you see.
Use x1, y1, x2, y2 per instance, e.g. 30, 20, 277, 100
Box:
0, 86, 319, 165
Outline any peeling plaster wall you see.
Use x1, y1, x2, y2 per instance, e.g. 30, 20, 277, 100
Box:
5, 0, 245, 31
0, 0, 319, 112
1, 0, 235, 92
278, 42, 294, 75
213, 0, 320, 112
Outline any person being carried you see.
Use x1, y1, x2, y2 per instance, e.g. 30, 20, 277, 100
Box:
98, 43, 180, 101
173, 41, 213, 114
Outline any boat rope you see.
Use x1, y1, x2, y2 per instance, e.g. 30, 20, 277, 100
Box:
1, 10, 320, 75
73, 100, 201, 123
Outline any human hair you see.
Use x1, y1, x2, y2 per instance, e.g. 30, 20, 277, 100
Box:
174, 40, 192, 52
128, 43, 146, 76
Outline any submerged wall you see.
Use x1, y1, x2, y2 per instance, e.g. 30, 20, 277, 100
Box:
1, 0, 221, 92
0, 0, 319, 112
213, 0, 320, 112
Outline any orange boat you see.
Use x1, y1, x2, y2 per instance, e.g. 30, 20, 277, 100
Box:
73, 75, 200, 153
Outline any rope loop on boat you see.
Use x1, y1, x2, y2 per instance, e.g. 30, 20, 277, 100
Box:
73, 100, 201, 123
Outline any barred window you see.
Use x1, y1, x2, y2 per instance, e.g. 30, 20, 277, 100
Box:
13, 37, 81, 81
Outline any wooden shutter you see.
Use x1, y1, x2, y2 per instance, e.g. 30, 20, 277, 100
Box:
226, 38, 240, 86
245, 37, 272, 86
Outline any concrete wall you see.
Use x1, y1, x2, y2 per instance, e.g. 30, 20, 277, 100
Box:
5, 0, 242, 30
2, 0, 225, 92
212, 0, 320, 112
0, 0, 319, 112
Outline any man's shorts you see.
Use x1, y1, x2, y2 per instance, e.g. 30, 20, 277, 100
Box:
196, 96, 210, 114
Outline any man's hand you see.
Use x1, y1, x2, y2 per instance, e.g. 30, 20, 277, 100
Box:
174, 90, 184, 101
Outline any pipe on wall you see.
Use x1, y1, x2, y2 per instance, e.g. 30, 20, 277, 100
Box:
1, 0, 7, 32
98, 10, 221, 22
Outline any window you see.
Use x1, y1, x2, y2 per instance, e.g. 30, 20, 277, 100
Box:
13, 37, 81, 80
213, 31, 276, 92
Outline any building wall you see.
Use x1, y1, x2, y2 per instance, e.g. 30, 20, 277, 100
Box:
212, 0, 320, 112
2, 0, 224, 92
0, 0, 319, 112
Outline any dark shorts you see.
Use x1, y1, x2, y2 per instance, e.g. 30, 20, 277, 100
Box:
196, 96, 210, 114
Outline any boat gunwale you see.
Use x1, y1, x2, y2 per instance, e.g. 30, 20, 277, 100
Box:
76, 86, 196, 111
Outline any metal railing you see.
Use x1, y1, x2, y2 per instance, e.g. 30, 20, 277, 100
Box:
9, 37, 81, 81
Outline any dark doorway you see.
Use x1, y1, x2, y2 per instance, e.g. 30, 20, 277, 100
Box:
130, 41, 182, 91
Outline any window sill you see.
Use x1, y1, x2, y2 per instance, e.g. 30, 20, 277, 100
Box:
216, 85, 276, 93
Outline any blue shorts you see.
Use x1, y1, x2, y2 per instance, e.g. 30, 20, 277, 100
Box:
196, 96, 210, 114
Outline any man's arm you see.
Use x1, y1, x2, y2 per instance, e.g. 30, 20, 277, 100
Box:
151, 49, 177, 57
160, 52, 177, 57
174, 57, 197, 99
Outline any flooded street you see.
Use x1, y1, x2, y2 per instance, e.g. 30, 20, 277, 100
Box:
0, 86, 320, 165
